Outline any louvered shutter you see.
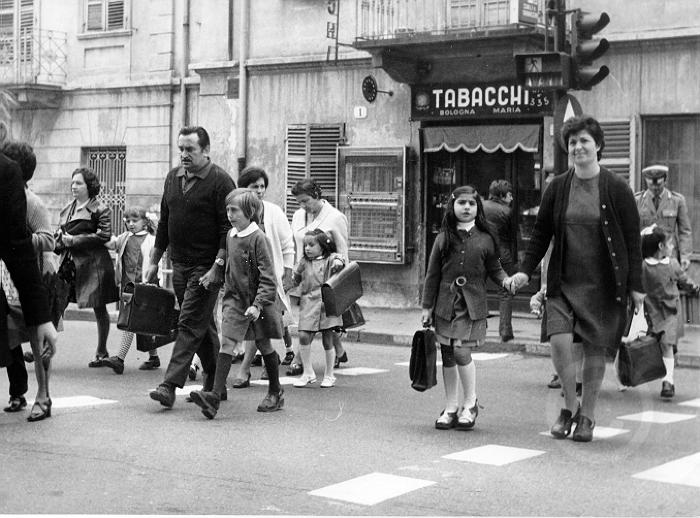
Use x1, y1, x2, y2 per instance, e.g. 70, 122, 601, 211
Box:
107, 0, 124, 30
86, 0, 124, 31
600, 119, 634, 182
285, 123, 343, 219
86, 0, 103, 30
18, 0, 32, 62
0, 0, 13, 66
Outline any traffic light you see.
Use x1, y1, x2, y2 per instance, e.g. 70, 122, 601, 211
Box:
570, 10, 610, 90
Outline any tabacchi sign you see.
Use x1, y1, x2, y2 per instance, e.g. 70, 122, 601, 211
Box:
411, 82, 553, 121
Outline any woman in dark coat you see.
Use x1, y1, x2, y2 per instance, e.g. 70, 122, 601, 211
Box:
508, 115, 645, 442
56, 167, 118, 367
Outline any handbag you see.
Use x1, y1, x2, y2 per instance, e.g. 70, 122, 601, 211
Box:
136, 322, 178, 351
117, 282, 178, 336
322, 261, 362, 316
616, 330, 666, 387
341, 302, 365, 329
409, 327, 438, 392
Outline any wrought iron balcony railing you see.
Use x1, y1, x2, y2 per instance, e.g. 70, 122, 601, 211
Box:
0, 28, 67, 86
354, 0, 545, 41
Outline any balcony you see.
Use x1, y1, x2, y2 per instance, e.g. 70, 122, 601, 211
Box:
352, 0, 549, 84
0, 28, 67, 108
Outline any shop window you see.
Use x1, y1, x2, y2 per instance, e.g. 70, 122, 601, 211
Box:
82, 146, 127, 235
338, 147, 407, 264
643, 115, 700, 256
600, 119, 635, 183
84, 0, 126, 33
285, 123, 344, 219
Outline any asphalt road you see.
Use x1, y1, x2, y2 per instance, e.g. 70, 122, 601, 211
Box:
1, 321, 699, 515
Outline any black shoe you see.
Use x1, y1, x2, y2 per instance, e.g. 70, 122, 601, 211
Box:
435, 409, 458, 430
547, 375, 561, 389
455, 401, 480, 430
257, 389, 284, 412
139, 357, 161, 370
189, 390, 220, 419
188, 363, 199, 380
281, 351, 295, 366
501, 334, 514, 343
3, 396, 27, 413
251, 354, 263, 367
149, 383, 176, 408
333, 352, 348, 369
572, 415, 595, 442
88, 354, 109, 368
23, 351, 34, 363
550, 408, 574, 438
660, 381, 675, 399
286, 363, 303, 376
102, 356, 124, 375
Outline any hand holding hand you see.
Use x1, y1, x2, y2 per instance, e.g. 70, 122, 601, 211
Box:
505, 272, 530, 294
529, 290, 545, 317
282, 267, 294, 292
144, 264, 159, 284
631, 290, 645, 314
199, 265, 223, 291
33, 322, 57, 361
244, 305, 260, 321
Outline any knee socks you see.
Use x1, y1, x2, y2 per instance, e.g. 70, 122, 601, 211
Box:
212, 352, 233, 397
442, 365, 460, 413
324, 348, 335, 378
663, 357, 675, 384
457, 360, 476, 409
117, 331, 134, 360
262, 351, 281, 393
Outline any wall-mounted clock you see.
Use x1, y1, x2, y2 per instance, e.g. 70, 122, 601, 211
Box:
362, 75, 378, 103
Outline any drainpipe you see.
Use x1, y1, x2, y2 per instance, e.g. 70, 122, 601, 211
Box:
180, 0, 191, 129
237, 0, 249, 173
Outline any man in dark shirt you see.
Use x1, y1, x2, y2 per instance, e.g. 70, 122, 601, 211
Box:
482, 180, 517, 342
146, 126, 235, 408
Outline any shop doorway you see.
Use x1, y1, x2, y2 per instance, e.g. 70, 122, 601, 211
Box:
425, 147, 542, 296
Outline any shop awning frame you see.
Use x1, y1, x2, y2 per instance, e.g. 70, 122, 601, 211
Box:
423, 124, 540, 154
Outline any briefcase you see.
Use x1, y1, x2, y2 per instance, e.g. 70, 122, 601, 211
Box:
322, 261, 362, 316
341, 302, 365, 329
409, 328, 438, 392
117, 282, 178, 337
615, 331, 666, 387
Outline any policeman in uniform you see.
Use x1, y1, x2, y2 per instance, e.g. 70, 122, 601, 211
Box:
635, 164, 692, 270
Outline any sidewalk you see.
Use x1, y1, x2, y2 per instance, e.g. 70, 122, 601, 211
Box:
64, 304, 700, 369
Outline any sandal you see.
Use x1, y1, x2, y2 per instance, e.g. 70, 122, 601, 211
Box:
88, 354, 109, 368
27, 398, 52, 422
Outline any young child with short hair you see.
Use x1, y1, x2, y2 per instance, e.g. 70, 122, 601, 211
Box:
102, 207, 161, 373
641, 225, 699, 399
189, 188, 284, 419
288, 229, 345, 388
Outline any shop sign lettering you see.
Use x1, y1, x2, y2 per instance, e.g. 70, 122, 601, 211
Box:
411, 82, 553, 120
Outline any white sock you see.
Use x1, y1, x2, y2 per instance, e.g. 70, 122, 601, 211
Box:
457, 361, 477, 408
324, 348, 335, 378
442, 366, 459, 413
663, 357, 674, 384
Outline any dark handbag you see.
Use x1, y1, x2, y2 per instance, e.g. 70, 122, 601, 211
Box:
616, 331, 666, 387
341, 302, 365, 329
117, 282, 178, 336
409, 328, 438, 392
322, 261, 362, 316
136, 319, 179, 352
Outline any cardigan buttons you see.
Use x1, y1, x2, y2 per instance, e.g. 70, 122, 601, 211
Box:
602, 204, 607, 209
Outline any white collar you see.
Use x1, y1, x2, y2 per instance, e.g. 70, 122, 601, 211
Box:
457, 221, 475, 232
130, 230, 149, 237
644, 256, 670, 265
229, 222, 259, 238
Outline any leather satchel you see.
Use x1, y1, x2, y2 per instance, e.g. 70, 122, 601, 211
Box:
341, 302, 365, 329
322, 261, 362, 316
409, 328, 438, 392
117, 282, 178, 337
616, 331, 666, 387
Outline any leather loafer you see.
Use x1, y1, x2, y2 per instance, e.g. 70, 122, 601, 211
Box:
572, 415, 595, 442
232, 374, 251, 389
550, 408, 574, 438
435, 410, 458, 430
660, 381, 675, 399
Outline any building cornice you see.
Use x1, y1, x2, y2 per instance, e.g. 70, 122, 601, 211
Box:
246, 52, 372, 75
606, 26, 700, 45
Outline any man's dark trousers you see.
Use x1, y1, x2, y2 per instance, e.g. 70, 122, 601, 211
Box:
164, 263, 219, 389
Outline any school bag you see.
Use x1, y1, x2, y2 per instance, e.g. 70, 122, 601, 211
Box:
409, 327, 438, 392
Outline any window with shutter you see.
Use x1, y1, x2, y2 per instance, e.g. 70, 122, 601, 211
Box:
0, 0, 32, 66
85, 0, 125, 32
600, 119, 634, 183
285, 123, 344, 219
338, 147, 407, 264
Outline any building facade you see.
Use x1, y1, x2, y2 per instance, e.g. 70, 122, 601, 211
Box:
2, 0, 699, 308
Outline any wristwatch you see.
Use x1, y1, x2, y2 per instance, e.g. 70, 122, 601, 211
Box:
214, 257, 225, 267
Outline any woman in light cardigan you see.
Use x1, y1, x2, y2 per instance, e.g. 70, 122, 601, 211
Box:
287, 179, 349, 376
229, 167, 296, 387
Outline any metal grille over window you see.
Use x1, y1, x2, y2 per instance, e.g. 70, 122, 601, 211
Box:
285, 123, 344, 219
338, 147, 407, 264
84, 147, 127, 236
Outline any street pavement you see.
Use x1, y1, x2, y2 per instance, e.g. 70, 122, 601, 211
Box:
1, 320, 699, 515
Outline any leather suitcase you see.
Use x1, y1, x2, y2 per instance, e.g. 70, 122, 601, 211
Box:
409, 328, 438, 392
117, 282, 178, 337
322, 261, 362, 317
616, 331, 666, 387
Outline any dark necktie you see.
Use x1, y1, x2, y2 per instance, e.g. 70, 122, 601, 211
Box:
653, 196, 660, 210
